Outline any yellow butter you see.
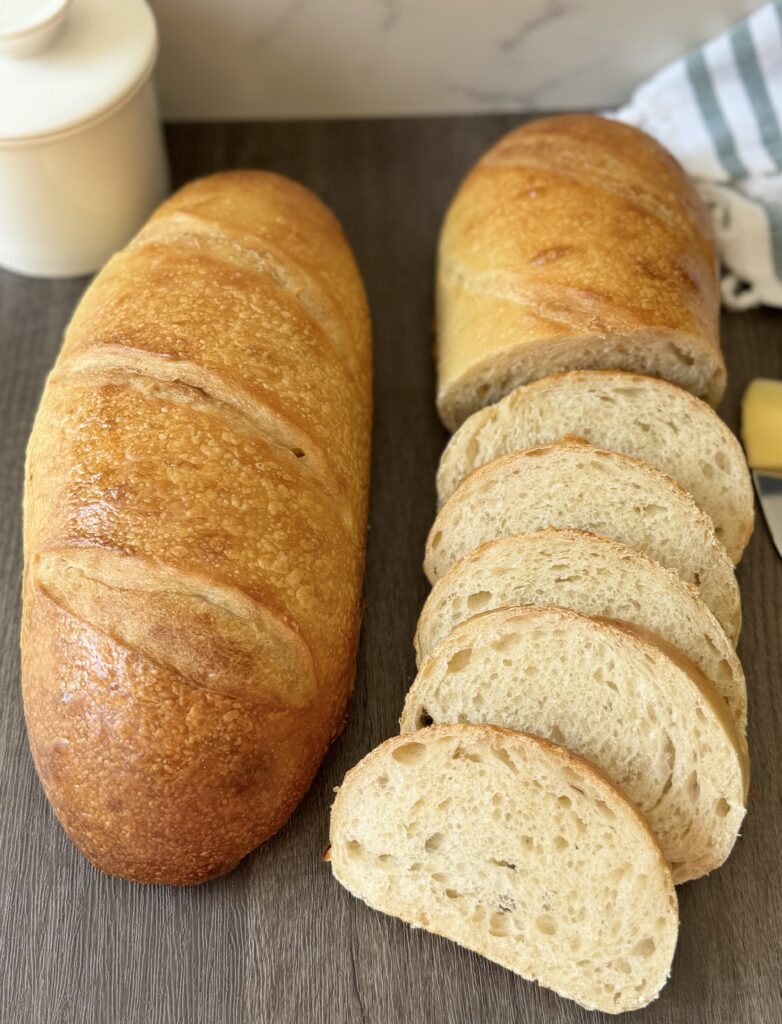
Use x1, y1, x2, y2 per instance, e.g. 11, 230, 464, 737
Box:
742, 378, 782, 469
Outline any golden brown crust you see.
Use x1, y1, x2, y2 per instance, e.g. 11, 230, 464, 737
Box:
436, 115, 723, 430
22, 171, 371, 884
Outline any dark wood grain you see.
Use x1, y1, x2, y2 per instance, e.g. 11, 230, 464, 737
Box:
1, 116, 780, 1024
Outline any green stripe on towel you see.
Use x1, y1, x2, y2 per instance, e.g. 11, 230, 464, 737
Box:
730, 21, 782, 167
685, 50, 747, 179
761, 198, 782, 280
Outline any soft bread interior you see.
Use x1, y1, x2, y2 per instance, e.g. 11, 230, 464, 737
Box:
436, 371, 753, 562
330, 725, 678, 1014
402, 606, 748, 883
415, 528, 746, 732
424, 440, 740, 642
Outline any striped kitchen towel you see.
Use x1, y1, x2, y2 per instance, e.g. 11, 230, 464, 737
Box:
614, 1, 782, 309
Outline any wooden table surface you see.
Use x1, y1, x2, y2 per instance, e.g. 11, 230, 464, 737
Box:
1, 116, 781, 1024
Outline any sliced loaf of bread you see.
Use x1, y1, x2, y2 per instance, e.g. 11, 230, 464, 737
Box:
436, 371, 753, 563
329, 724, 679, 1014
416, 528, 745, 731
402, 606, 748, 883
424, 439, 740, 641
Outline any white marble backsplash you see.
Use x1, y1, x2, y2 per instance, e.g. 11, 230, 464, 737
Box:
150, 0, 761, 119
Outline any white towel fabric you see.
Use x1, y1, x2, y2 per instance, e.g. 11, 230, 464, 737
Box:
613, 1, 782, 309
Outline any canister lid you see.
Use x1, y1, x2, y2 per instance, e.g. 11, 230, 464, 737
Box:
0, 0, 158, 142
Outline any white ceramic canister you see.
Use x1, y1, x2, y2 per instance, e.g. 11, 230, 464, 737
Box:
0, 0, 169, 277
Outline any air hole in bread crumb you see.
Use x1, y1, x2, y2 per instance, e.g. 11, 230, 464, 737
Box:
489, 911, 512, 936
554, 836, 568, 850
535, 914, 557, 935
392, 741, 427, 766
669, 344, 695, 367
376, 774, 388, 789
491, 746, 519, 774
424, 832, 445, 853
447, 648, 473, 673
489, 858, 517, 871
558, 795, 572, 809
594, 799, 616, 821
549, 725, 566, 745
430, 531, 443, 550
291, 448, 306, 459
452, 745, 483, 763
445, 889, 461, 900
418, 708, 434, 728
346, 840, 363, 858
491, 633, 518, 653
715, 797, 731, 817
613, 958, 632, 975
464, 437, 479, 465
466, 591, 491, 612
560, 766, 584, 786
633, 938, 656, 957
715, 450, 728, 471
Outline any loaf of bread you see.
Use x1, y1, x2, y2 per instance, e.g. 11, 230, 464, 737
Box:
435, 115, 723, 430
402, 605, 748, 883
416, 528, 746, 734
436, 371, 753, 563
22, 171, 372, 884
425, 439, 740, 642
329, 724, 679, 1013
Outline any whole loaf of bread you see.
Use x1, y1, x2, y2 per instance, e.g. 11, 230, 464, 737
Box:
22, 171, 372, 884
435, 114, 724, 430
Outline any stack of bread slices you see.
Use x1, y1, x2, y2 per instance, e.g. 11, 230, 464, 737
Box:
329, 117, 754, 1014
414, 370, 753, 886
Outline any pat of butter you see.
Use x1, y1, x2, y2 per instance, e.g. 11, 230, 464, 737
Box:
742, 378, 782, 470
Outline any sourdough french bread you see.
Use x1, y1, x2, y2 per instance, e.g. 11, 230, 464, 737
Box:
416, 528, 747, 733
436, 371, 753, 562
22, 171, 372, 884
329, 725, 679, 1014
402, 605, 748, 883
425, 439, 740, 641
435, 115, 723, 430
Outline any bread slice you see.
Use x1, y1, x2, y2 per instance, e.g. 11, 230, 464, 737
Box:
402, 606, 748, 883
436, 371, 753, 563
424, 439, 740, 641
329, 724, 679, 1014
416, 528, 746, 732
